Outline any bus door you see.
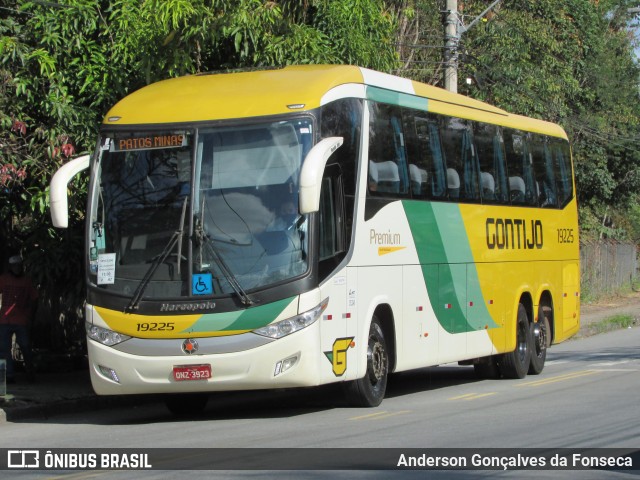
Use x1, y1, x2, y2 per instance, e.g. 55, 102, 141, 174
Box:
318, 167, 353, 381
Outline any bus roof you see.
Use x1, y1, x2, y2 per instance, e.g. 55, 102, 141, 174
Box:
103, 65, 567, 139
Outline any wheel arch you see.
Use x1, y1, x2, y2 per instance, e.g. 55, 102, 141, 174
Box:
537, 290, 555, 345
519, 291, 534, 326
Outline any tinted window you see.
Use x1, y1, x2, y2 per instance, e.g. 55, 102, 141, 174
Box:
368, 103, 409, 197
504, 130, 537, 206
475, 123, 509, 204
441, 118, 481, 202
402, 110, 447, 200
552, 139, 573, 207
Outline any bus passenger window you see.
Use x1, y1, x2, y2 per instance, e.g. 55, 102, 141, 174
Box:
553, 139, 573, 207
441, 118, 480, 202
475, 123, 508, 204
531, 135, 558, 208
368, 102, 409, 196
504, 129, 536, 206
403, 111, 447, 200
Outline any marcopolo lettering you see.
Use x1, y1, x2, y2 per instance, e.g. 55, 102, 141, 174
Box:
486, 218, 543, 250
160, 301, 216, 312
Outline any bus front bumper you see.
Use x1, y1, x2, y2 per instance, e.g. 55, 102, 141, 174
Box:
87, 323, 322, 395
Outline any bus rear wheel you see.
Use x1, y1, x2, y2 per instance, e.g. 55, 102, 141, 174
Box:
344, 317, 388, 407
500, 303, 531, 379
528, 306, 550, 375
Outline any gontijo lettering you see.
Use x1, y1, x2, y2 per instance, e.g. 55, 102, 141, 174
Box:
486, 218, 543, 250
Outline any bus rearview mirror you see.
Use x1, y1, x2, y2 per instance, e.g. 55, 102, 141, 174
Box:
299, 137, 343, 214
50, 154, 90, 228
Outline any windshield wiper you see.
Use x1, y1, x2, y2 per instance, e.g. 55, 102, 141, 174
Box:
125, 197, 188, 313
194, 203, 254, 306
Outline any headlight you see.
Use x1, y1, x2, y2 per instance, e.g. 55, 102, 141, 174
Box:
253, 298, 328, 339
86, 322, 131, 346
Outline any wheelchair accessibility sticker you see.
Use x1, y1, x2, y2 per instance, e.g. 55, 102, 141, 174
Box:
192, 273, 213, 295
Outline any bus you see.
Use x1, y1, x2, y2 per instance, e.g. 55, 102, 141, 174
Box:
50, 65, 579, 413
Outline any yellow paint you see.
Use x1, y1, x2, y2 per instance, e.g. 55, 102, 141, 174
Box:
330, 337, 354, 376
457, 197, 580, 354
103, 65, 364, 125
93, 306, 250, 339
518, 370, 598, 387
378, 246, 406, 256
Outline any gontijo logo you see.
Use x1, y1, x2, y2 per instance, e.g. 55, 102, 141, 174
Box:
324, 337, 355, 376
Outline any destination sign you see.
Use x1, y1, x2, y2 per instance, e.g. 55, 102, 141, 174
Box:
109, 133, 188, 152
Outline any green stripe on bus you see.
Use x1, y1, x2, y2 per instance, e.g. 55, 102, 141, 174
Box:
181, 296, 296, 333
366, 86, 429, 111
403, 201, 497, 333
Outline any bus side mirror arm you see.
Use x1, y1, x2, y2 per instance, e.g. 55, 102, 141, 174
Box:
299, 137, 343, 214
50, 154, 91, 228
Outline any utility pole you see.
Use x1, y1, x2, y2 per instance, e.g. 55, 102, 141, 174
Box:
444, 0, 459, 93
443, 0, 502, 93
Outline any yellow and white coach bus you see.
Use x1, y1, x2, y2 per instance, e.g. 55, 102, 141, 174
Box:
50, 65, 579, 413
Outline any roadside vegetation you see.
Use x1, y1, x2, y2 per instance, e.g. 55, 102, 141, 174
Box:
578, 313, 639, 338
1, 0, 639, 351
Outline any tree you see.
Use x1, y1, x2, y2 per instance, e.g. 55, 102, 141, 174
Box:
456, 0, 640, 239
0, 0, 398, 353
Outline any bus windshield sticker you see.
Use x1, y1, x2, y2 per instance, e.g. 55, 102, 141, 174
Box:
109, 133, 188, 152
192, 273, 213, 296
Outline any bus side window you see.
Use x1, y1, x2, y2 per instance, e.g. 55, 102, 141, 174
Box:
318, 165, 346, 281
441, 118, 480, 202
504, 129, 536, 206
524, 136, 538, 206
553, 139, 573, 207
320, 98, 363, 253
403, 110, 447, 200
531, 135, 558, 208
474, 122, 508, 204
368, 102, 409, 197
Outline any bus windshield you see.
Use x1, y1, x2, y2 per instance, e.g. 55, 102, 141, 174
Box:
89, 118, 313, 301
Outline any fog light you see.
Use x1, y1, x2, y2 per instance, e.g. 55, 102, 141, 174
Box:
274, 354, 299, 376
97, 365, 120, 383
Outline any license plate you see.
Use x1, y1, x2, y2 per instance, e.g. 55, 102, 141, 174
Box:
173, 364, 211, 381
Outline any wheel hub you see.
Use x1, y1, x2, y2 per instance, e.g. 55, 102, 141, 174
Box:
368, 341, 385, 383
533, 322, 547, 354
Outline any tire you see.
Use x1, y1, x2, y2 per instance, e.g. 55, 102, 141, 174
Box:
500, 303, 531, 379
528, 306, 551, 375
164, 393, 209, 416
344, 317, 389, 407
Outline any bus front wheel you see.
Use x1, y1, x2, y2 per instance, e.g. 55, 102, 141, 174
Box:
344, 317, 388, 407
500, 303, 531, 379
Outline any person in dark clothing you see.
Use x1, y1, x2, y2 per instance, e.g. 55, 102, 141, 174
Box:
0, 255, 38, 383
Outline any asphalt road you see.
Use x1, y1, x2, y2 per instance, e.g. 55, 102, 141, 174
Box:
1, 325, 639, 479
